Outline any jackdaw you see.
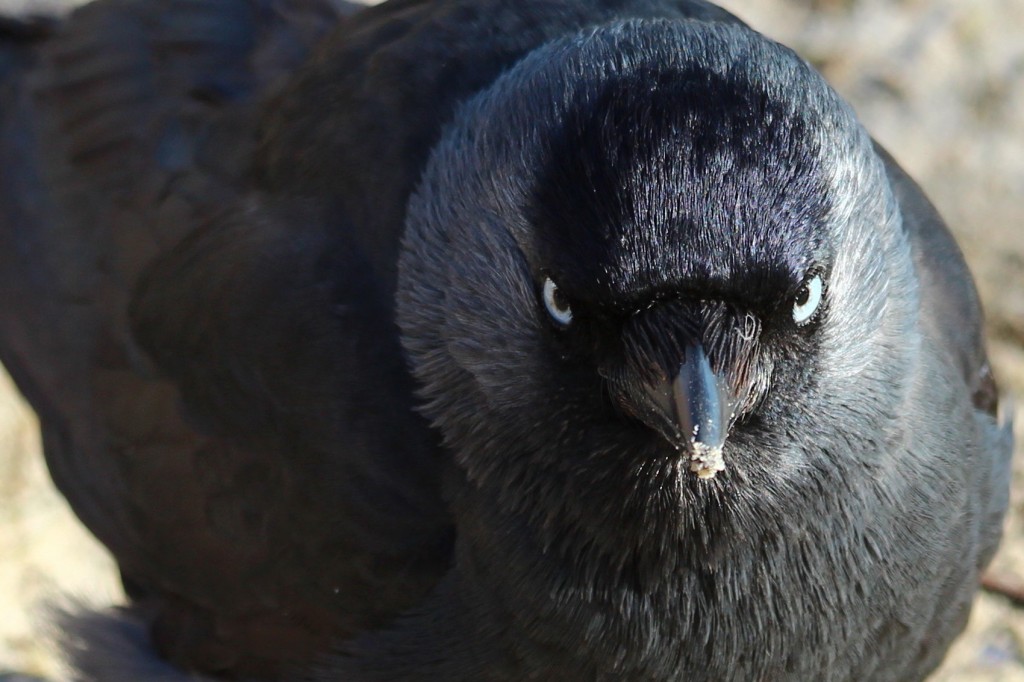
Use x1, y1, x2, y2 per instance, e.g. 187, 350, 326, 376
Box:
0, 0, 1011, 680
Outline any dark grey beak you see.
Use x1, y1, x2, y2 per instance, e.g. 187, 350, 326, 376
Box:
629, 342, 736, 478
674, 343, 730, 452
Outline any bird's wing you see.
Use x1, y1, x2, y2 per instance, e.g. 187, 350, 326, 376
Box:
0, 1, 452, 677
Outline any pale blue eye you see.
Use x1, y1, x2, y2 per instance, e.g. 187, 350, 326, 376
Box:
792, 274, 823, 325
543, 277, 573, 325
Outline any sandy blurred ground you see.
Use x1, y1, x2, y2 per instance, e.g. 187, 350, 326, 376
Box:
0, 0, 1021, 679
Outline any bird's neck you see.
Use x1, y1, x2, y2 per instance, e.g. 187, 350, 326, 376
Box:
337, 445, 894, 681
420, 472, 773, 678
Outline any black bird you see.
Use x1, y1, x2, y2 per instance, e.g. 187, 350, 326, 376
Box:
0, 1, 1012, 680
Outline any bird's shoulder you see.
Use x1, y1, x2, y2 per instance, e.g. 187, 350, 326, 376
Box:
877, 143, 994, 411
879, 143, 1012, 583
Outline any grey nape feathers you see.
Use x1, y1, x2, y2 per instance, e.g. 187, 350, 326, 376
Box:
0, 1, 1011, 681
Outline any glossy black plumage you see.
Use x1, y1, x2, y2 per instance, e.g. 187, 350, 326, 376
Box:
0, 1, 1011, 680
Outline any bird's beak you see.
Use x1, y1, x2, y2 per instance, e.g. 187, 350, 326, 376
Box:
674, 343, 731, 452
635, 342, 737, 479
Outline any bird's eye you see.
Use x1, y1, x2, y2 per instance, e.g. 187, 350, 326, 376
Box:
792, 274, 824, 325
543, 277, 573, 325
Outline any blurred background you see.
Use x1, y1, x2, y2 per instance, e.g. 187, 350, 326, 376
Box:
0, 0, 1021, 679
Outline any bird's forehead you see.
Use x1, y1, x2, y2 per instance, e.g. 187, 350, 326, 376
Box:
527, 64, 831, 308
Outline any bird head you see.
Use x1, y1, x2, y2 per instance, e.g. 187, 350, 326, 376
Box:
398, 19, 917, 540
